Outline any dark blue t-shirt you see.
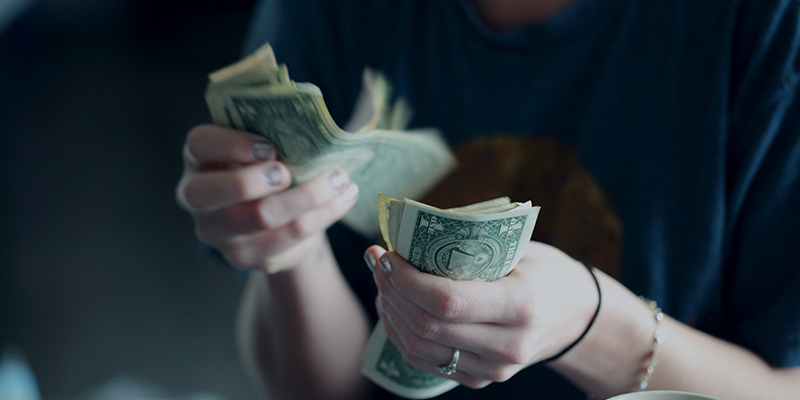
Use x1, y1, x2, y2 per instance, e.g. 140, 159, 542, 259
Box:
243, 0, 800, 398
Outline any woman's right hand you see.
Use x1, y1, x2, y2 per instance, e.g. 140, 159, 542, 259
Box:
175, 125, 359, 273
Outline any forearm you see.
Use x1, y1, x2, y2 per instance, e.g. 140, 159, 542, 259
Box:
647, 317, 800, 399
549, 269, 800, 400
236, 235, 373, 400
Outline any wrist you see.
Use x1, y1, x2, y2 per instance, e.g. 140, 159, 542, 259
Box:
540, 260, 602, 363
259, 234, 332, 293
547, 270, 656, 399
261, 233, 327, 274
632, 298, 665, 391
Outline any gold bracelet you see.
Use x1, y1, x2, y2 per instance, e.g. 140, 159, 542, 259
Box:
637, 297, 665, 391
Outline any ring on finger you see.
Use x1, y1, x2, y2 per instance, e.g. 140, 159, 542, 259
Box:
437, 348, 460, 376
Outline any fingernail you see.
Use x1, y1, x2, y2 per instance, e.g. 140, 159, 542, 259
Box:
379, 255, 392, 276
265, 165, 282, 186
342, 183, 359, 201
330, 170, 348, 189
252, 142, 274, 160
364, 252, 376, 273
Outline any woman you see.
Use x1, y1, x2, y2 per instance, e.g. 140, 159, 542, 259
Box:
176, 0, 800, 399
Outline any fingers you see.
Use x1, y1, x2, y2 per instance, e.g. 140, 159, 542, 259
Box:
254, 168, 354, 230
368, 253, 497, 350
379, 289, 517, 363
184, 125, 275, 170
211, 181, 359, 269
177, 124, 287, 212
180, 159, 352, 216
377, 251, 517, 324
366, 246, 533, 366
177, 125, 362, 273
178, 161, 290, 212
377, 296, 503, 388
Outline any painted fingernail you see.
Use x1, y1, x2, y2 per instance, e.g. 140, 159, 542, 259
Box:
252, 142, 274, 160
365, 252, 376, 273
330, 170, 347, 189
342, 183, 359, 201
379, 255, 392, 276
265, 165, 282, 186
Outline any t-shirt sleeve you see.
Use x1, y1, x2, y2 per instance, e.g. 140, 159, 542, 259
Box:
726, 0, 800, 368
242, 0, 369, 125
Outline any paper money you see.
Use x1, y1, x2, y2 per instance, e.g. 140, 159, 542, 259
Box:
361, 195, 540, 398
205, 43, 456, 238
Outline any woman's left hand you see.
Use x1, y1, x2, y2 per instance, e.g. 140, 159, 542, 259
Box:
366, 241, 600, 389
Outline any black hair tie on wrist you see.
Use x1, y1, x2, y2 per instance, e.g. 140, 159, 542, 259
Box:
540, 259, 602, 364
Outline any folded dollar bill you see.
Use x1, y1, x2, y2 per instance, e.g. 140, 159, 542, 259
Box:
204, 43, 456, 238
362, 195, 540, 398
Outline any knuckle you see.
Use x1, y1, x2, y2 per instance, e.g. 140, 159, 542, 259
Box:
499, 341, 529, 365
224, 246, 253, 269
410, 313, 438, 340
255, 200, 280, 231
512, 299, 536, 324
297, 213, 324, 236
488, 366, 516, 383
181, 178, 208, 210
228, 175, 250, 200
285, 217, 314, 240
374, 275, 390, 293
432, 288, 464, 321
404, 336, 427, 359
463, 379, 492, 390
186, 125, 210, 154
295, 184, 324, 209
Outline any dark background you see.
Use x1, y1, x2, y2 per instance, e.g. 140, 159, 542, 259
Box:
1, 0, 260, 398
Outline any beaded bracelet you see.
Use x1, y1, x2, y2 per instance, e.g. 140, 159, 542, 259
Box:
636, 297, 665, 391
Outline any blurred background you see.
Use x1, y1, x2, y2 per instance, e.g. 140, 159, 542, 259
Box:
1, 0, 259, 398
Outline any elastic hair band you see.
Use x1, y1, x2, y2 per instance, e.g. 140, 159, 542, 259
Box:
541, 259, 602, 363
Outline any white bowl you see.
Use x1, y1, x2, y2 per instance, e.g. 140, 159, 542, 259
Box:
606, 391, 722, 400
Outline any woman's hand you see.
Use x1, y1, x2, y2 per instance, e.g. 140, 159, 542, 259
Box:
176, 125, 359, 273
366, 241, 599, 389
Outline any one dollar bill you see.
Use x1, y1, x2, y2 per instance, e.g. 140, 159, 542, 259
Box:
204, 43, 456, 238
361, 194, 540, 398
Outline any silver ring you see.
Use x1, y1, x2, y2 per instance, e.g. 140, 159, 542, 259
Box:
437, 348, 460, 376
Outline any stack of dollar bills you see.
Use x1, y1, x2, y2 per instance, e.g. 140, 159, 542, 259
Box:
205, 43, 457, 238
361, 194, 540, 398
